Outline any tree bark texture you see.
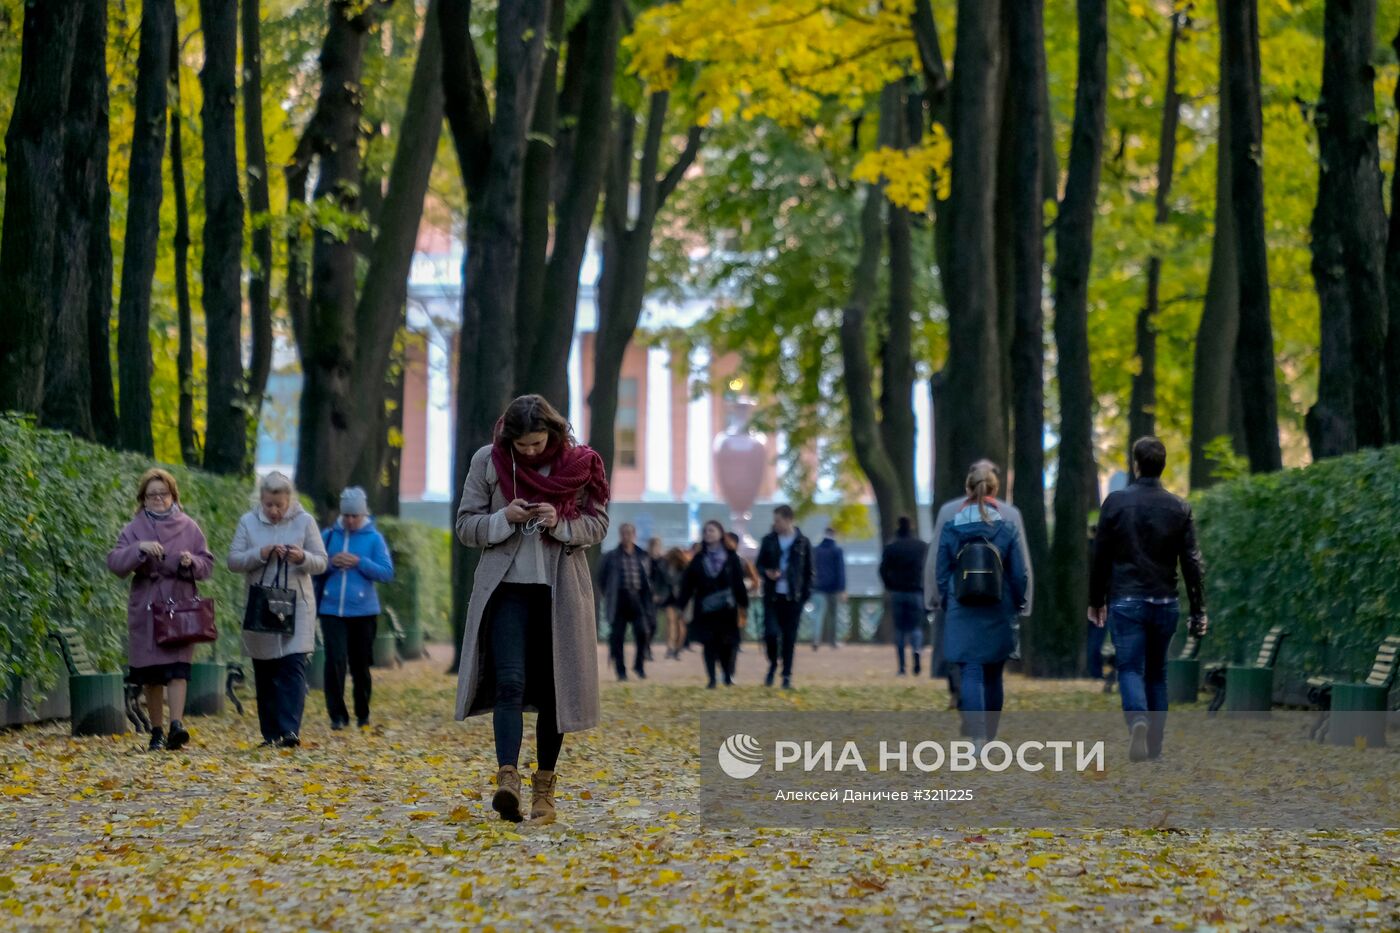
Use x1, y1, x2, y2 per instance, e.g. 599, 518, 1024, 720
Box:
243, 0, 274, 420
1005, 0, 1051, 670
42, 0, 113, 442
0, 0, 83, 416
1221, 0, 1283, 472
1386, 25, 1400, 441
1307, 0, 1388, 459
1127, 9, 1183, 460
1048, 0, 1107, 677
1189, 8, 1241, 490
170, 47, 199, 467
115, 0, 176, 455
201, 0, 247, 474
942, 0, 1006, 504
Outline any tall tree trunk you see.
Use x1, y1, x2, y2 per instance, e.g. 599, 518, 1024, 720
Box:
170, 47, 199, 467
1047, 0, 1107, 678
295, 0, 379, 516
343, 0, 444, 505
1222, 0, 1282, 472
42, 0, 112, 441
942, 0, 1006, 504
1387, 25, 1400, 441
840, 183, 905, 548
1128, 9, 1184, 460
1307, 0, 1388, 459
243, 0, 274, 420
115, 0, 176, 455
587, 95, 701, 480
0, 0, 83, 415
1005, 0, 1050, 669
1189, 12, 1241, 490
201, 0, 246, 474
513, 0, 566, 387
521, 0, 622, 408
444, 0, 552, 670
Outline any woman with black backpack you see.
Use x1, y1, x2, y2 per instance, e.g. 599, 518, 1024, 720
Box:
678, 521, 749, 688
934, 463, 1028, 748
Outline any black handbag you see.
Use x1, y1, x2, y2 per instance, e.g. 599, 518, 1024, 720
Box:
242, 556, 297, 636
700, 587, 737, 615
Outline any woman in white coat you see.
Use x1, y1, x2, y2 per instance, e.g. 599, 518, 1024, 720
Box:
227, 471, 328, 748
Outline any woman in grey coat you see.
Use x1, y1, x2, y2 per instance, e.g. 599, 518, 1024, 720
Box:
227, 471, 328, 748
455, 394, 610, 825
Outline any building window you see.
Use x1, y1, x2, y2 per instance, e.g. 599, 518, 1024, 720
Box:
617, 377, 638, 469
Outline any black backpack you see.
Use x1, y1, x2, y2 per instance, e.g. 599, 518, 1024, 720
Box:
954, 536, 1004, 606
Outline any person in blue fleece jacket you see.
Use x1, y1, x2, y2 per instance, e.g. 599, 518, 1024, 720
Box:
316, 486, 395, 730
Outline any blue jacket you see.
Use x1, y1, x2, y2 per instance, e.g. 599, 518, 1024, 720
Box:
935, 507, 1027, 664
813, 538, 846, 593
316, 518, 395, 618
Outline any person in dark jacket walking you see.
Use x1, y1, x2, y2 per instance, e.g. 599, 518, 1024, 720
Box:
880, 516, 928, 676
755, 505, 814, 689
598, 523, 653, 680
935, 464, 1028, 747
1090, 436, 1208, 762
316, 487, 395, 730
650, 539, 688, 659
678, 521, 749, 687
811, 528, 847, 650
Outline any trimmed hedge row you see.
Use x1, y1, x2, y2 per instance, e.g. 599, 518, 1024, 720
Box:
0, 416, 449, 702
1194, 445, 1400, 695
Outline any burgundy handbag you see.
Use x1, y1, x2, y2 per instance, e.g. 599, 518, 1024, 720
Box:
149, 578, 217, 648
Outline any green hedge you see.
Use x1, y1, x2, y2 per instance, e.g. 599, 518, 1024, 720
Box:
376, 516, 450, 640
0, 416, 451, 702
1194, 446, 1400, 694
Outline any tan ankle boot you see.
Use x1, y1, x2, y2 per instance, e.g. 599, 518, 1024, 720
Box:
530, 770, 557, 824
492, 765, 523, 822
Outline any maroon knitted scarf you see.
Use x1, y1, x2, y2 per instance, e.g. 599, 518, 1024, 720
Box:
491, 420, 610, 520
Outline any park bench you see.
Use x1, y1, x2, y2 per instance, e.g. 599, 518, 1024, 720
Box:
47, 625, 128, 736
1305, 634, 1398, 745
1204, 625, 1288, 715
1166, 634, 1201, 703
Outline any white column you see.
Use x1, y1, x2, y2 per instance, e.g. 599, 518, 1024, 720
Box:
914, 382, 932, 504
426, 319, 452, 500
568, 331, 585, 441
688, 348, 712, 496
645, 346, 672, 496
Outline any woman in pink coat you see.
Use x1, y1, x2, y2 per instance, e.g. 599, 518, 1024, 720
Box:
106, 468, 215, 751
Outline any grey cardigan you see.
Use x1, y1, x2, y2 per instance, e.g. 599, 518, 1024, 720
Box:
227, 503, 328, 660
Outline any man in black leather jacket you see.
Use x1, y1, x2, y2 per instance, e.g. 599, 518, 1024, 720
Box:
756, 505, 814, 689
1089, 437, 1208, 762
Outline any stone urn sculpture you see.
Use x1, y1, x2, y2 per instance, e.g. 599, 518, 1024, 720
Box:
713, 393, 767, 549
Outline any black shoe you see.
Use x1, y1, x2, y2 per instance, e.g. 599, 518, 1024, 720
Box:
1128, 722, 1148, 762
280, 733, 300, 749
331, 720, 346, 731
707, 680, 717, 689
765, 665, 776, 687
166, 721, 189, 751
913, 656, 922, 676
616, 671, 628, 682
633, 668, 646, 680
898, 668, 907, 676
724, 677, 734, 686
147, 727, 166, 752
356, 717, 369, 729
782, 678, 793, 690
258, 738, 277, 748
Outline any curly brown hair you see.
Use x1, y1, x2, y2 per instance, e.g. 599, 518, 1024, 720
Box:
498, 394, 574, 446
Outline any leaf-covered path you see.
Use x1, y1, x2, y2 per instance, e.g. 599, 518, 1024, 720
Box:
0, 647, 1395, 930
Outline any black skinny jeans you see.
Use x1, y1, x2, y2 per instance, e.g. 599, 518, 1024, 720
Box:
490, 583, 563, 771
320, 614, 376, 724
764, 598, 804, 678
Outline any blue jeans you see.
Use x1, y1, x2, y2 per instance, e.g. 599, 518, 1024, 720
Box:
1107, 598, 1178, 755
958, 661, 1005, 740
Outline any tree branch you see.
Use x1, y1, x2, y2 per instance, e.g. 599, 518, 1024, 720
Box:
657, 126, 703, 208
440, 0, 492, 190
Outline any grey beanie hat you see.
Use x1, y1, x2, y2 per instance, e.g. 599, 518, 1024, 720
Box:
339, 486, 369, 516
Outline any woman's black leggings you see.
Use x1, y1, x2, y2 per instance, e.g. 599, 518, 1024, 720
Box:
490, 583, 564, 771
